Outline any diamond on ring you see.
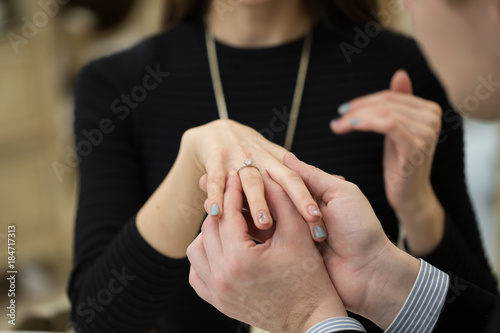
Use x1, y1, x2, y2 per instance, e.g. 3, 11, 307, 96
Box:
237, 159, 260, 175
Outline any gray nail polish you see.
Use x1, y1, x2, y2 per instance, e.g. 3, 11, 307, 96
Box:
210, 204, 220, 216
351, 118, 361, 126
338, 102, 351, 115
314, 225, 327, 238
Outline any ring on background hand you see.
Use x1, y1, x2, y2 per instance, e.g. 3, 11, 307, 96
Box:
237, 159, 260, 175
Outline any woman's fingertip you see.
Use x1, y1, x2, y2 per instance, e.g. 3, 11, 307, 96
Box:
313, 225, 327, 239
257, 211, 270, 225
307, 205, 321, 217
210, 203, 220, 216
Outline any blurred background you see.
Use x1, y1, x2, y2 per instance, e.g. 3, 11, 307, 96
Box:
0, 0, 498, 331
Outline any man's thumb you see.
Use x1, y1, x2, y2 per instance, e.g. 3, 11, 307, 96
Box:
390, 69, 413, 95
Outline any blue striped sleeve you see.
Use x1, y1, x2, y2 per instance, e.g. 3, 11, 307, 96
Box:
305, 317, 366, 333
385, 259, 449, 333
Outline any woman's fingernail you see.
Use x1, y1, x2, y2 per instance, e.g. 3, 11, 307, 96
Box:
210, 204, 220, 216
330, 120, 338, 128
314, 225, 327, 238
351, 118, 361, 126
338, 102, 351, 115
258, 211, 269, 224
308, 205, 320, 217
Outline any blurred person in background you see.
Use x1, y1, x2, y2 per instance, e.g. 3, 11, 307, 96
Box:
68, 0, 497, 332
404, 0, 500, 120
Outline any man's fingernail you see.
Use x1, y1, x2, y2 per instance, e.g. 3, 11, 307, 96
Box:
338, 102, 351, 115
258, 211, 269, 224
308, 205, 320, 217
314, 225, 327, 238
351, 118, 361, 126
210, 204, 220, 216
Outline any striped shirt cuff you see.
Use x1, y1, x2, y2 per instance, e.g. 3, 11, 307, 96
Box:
306, 317, 366, 333
386, 259, 449, 333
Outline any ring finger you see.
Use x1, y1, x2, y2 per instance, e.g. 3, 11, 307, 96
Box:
238, 165, 273, 230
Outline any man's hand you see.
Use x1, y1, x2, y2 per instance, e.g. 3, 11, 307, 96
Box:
187, 171, 346, 333
284, 153, 421, 330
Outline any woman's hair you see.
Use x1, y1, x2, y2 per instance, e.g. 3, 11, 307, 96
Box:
163, 0, 379, 34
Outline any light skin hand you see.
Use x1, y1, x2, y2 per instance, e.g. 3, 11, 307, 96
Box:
136, 131, 208, 258
284, 153, 421, 330
331, 70, 445, 256
187, 171, 346, 333
188, 119, 327, 241
136, 118, 326, 259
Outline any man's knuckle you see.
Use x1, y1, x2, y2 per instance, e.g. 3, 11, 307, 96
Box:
213, 272, 232, 292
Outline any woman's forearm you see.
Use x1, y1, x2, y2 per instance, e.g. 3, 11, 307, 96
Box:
136, 140, 206, 259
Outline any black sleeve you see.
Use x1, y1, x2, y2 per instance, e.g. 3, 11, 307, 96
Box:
432, 273, 499, 333
67, 58, 190, 332
403, 50, 499, 295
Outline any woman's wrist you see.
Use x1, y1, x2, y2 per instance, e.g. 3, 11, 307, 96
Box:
394, 185, 445, 256
180, 126, 205, 173
137, 137, 206, 259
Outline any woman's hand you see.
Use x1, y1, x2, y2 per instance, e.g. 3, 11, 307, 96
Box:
184, 119, 326, 241
331, 70, 445, 255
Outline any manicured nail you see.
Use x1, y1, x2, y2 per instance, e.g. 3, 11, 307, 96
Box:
314, 225, 327, 238
258, 211, 270, 224
330, 120, 338, 128
338, 102, 351, 115
351, 118, 361, 126
308, 205, 320, 217
210, 204, 220, 216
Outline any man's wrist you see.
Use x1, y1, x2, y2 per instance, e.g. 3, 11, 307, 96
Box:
385, 260, 449, 333
305, 317, 366, 333
361, 246, 420, 329
301, 296, 348, 333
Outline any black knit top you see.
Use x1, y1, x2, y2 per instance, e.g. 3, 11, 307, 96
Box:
68, 20, 498, 332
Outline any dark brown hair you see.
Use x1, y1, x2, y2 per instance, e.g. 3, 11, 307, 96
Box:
163, 0, 380, 34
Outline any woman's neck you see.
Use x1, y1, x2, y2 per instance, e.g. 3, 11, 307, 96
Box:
205, 0, 313, 48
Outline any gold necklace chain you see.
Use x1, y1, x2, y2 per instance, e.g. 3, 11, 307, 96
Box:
205, 29, 313, 151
